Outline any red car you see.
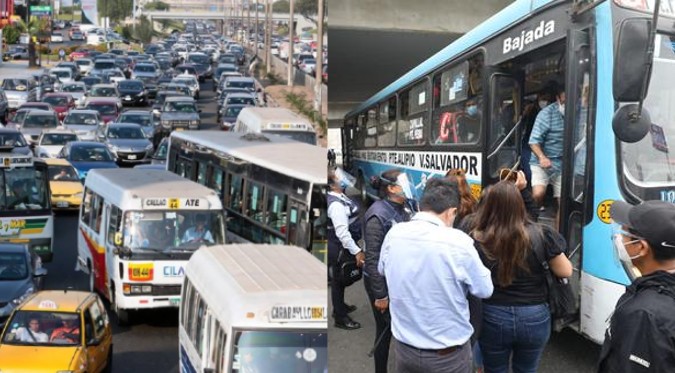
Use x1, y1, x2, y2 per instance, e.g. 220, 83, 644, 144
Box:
69, 49, 90, 62
84, 99, 121, 124
41, 93, 76, 121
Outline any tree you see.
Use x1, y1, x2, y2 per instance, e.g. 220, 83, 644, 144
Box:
296, 0, 325, 30
14, 18, 50, 67
98, 0, 133, 23
133, 16, 159, 44
273, 0, 290, 13
3, 24, 21, 45
144, 1, 170, 11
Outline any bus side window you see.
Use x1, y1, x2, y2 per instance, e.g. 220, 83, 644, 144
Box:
107, 206, 122, 245
81, 187, 93, 226
266, 190, 287, 231
245, 182, 264, 223
91, 194, 104, 233
197, 161, 207, 186
228, 174, 243, 213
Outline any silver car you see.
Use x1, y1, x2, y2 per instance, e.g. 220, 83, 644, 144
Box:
0, 244, 47, 327
63, 109, 103, 141
1, 77, 38, 110
18, 111, 60, 144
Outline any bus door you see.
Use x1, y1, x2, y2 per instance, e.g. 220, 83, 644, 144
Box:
288, 199, 310, 253
484, 71, 522, 186
558, 27, 593, 330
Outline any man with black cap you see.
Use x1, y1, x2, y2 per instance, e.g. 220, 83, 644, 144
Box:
597, 200, 675, 372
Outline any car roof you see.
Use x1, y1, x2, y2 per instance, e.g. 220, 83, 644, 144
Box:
43, 93, 72, 97
0, 128, 22, 134
43, 157, 74, 166
108, 122, 142, 129
67, 109, 99, 115
165, 96, 195, 102
0, 243, 28, 254
20, 290, 95, 313
91, 84, 117, 88
226, 93, 255, 98
120, 110, 151, 115
70, 141, 107, 148
41, 128, 76, 135
86, 99, 118, 105
225, 77, 254, 82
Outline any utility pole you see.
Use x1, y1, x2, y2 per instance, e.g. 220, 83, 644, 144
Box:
265, 0, 270, 74
314, 0, 324, 112
254, 1, 258, 54
287, 0, 293, 86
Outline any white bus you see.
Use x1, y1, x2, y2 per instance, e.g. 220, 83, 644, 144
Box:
0, 151, 53, 262
179, 243, 327, 373
167, 131, 328, 263
77, 169, 226, 325
232, 107, 318, 145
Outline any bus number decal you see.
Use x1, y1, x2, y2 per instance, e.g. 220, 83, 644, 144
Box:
660, 190, 675, 203
597, 199, 614, 224
128, 263, 154, 281
168, 198, 179, 209
0, 218, 26, 236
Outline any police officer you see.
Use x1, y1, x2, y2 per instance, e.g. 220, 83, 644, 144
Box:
363, 169, 415, 373
327, 167, 363, 330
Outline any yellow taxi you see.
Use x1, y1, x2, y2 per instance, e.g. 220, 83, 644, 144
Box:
43, 158, 84, 210
0, 290, 113, 373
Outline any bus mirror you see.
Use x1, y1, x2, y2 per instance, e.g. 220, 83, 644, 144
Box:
612, 104, 651, 143
613, 18, 652, 102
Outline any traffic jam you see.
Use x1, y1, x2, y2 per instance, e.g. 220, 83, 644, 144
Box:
0, 19, 327, 373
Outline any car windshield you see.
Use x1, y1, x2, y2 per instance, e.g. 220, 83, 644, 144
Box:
231, 330, 327, 373
62, 84, 85, 93
120, 210, 225, 252
0, 252, 28, 280
10, 111, 30, 124
82, 77, 102, 88
224, 106, 245, 117
87, 104, 117, 115
174, 78, 195, 86
135, 65, 156, 73
2, 79, 29, 91
48, 165, 79, 182
2, 311, 81, 346
107, 127, 145, 139
228, 97, 254, 106
90, 87, 117, 97
42, 96, 68, 106
41, 133, 78, 145
70, 146, 114, 162
94, 61, 115, 70
0, 133, 28, 147
23, 114, 58, 129
52, 70, 70, 79
0, 166, 49, 210
227, 81, 254, 90
118, 114, 152, 127
176, 67, 196, 75
188, 55, 208, 64
119, 81, 143, 90
75, 60, 91, 66
64, 113, 98, 125
165, 102, 196, 112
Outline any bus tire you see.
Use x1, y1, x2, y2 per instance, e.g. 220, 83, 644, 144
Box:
357, 172, 368, 204
111, 287, 131, 326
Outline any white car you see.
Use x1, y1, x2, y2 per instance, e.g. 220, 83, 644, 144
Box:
60, 82, 87, 107
34, 129, 79, 158
172, 75, 200, 99
300, 58, 317, 75
50, 32, 64, 43
49, 67, 74, 84
74, 58, 93, 75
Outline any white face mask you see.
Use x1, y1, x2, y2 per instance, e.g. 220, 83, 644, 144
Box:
612, 234, 643, 281
558, 103, 565, 116
538, 100, 548, 109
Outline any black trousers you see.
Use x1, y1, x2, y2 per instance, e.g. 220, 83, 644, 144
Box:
329, 248, 348, 319
364, 275, 391, 373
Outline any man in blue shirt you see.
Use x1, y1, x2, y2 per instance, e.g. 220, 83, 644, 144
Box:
379, 178, 493, 373
529, 83, 565, 210
182, 214, 214, 244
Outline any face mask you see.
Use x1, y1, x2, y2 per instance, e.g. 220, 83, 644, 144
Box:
558, 103, 565, 116
612, 234, 643, 281
539, 100, 548, 109
339, 180, 349, 191
467, 105, 478, 117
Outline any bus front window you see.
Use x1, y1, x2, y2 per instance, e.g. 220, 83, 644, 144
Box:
621, 34, 675, 200
122, 210, 225, 251
0, 167, 49, 211
231, 330, 327, 373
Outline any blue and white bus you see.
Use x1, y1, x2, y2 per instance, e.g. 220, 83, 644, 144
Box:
342, 0, 673, 343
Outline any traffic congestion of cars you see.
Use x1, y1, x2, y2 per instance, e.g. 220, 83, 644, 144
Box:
0, 18, 325, 373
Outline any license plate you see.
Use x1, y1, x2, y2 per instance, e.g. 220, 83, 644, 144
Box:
128, 154, 137, 160
56, 201, 68, 208
169, 298, 181, 306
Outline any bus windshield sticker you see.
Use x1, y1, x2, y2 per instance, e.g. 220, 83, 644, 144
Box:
442, 61, 468, 106
418, 91, 426, 106
303, 348, 318, 362
650, 123, 669, 153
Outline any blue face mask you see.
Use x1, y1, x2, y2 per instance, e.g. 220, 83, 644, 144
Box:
467, 105, 478, 117
339, 180, 349, 191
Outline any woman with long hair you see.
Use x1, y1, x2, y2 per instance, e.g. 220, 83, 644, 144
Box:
363, 168, 414, 373
445, 168, 478, 227
470, 181, 572, 373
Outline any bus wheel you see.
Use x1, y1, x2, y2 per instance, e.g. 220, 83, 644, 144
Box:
111, 288, 131, 326
357, 173, 368, 204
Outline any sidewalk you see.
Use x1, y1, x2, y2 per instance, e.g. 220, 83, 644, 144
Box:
0, 59, 57, 78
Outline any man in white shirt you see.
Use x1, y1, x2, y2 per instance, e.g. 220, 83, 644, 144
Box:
379, 178, 493, 373
14, 318, 49, 343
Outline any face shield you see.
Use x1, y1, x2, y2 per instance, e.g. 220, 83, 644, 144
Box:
332, 167, 356, 191
393, 173, 419, 212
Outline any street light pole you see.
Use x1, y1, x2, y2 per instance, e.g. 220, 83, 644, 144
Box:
314, 0, 324, 112
255, 0, 258, 54
287, 0, 293, 87
265, 0, 270, 74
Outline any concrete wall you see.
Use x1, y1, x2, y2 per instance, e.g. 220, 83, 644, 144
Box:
331, 0, 513, 33
264, 52, 328, 116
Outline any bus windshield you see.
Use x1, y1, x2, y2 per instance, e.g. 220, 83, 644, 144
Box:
231, 330, 327, 373
264, 130, 317, 145
621, 34, 675, 194
0, 166, 50, 211
122, 210, 225, 252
